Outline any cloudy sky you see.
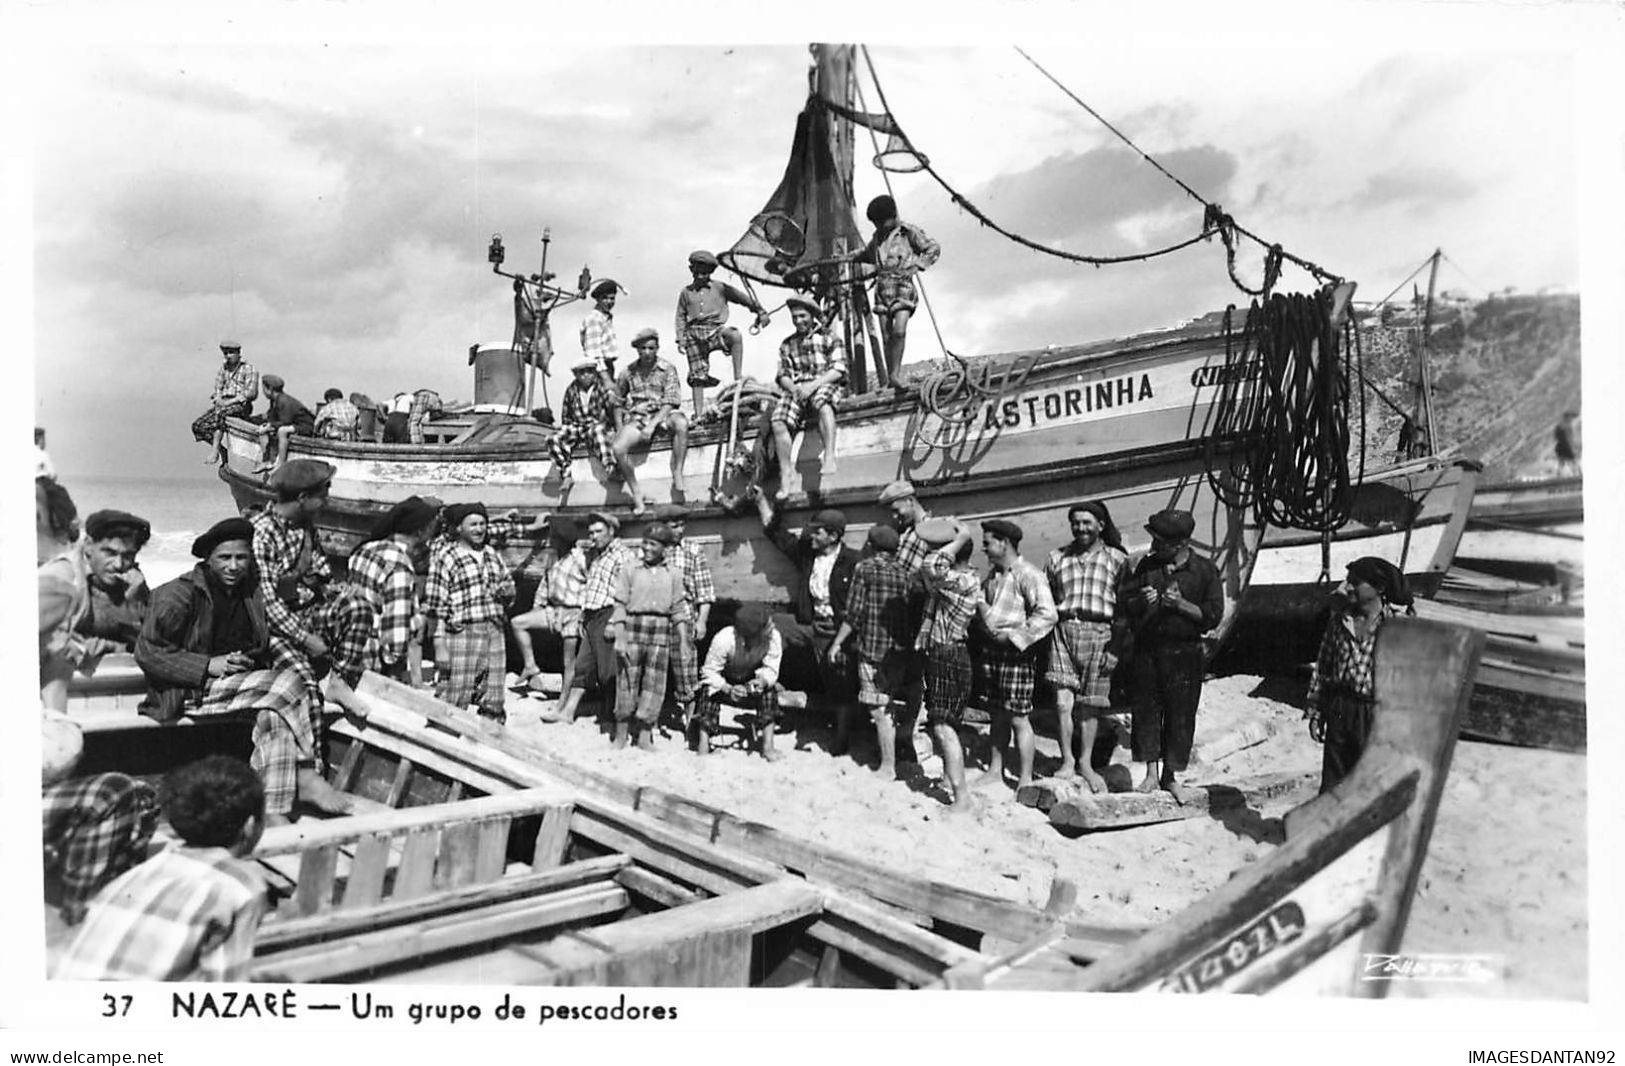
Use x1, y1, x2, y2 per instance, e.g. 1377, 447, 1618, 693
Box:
11, 5, 1611, 481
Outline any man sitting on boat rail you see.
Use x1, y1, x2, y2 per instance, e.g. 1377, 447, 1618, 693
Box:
675, 249, 772, 417
252, 374, 316, 476
613, 328, 690, 512
192, 340, 259, 467
547, 358, 620, 493
764, 296, 846, 500
39, 509, 153, 708
137, 516, 358, 823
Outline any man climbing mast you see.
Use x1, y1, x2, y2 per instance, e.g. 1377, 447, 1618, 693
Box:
676, 250, 772, 417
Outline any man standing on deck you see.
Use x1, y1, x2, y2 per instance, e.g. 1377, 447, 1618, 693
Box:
192, 340, 259, 466
1119, 509, 1225, 804
345, 496, 441, 683
580, 279, 625, 382
828, 525, 915, 777
972, 519, 1057, 793
544, 512, 637, 724
612, 328, 690, 510
676, 249, 772, 417
766, 297, 847, 500
253, 374, 316, 476
608, 523, 691, 751
652, 503, 714, 732
858, 195, 940, 376
1045, 501, 1129, 793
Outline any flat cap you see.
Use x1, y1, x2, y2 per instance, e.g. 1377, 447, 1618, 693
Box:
590, 278, 622, 299
981, 518, 1023, 545
572, 357, 600, 372
913, 517, 958, 547
688, 249, 719, 268
267, 458, 334, 495
865, 525, 899, 552
877, 479, 916, 505
588, 510, 621, 533
643, 522, 679, 547
261, 373, 285, 390
811, 509, 847, 535
734, 601, 771, 636
651, 502, 690, 522
192, 517, 254, 558
219, 340, 241, 352
785, 296, 820, 318
631, 327, 660, 347
1145, 509, 1196, 542
84, 509, 151, 545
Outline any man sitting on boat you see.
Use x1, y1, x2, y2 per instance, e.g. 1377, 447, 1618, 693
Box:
314, 387, 361, 442
547, 358, 619, 493
971, 519, 1058, 793
675, 249, 772, 417
857, 195, 940, 376
612, 328, 690, 511
607, 522, 691, 751
252, 374, 317, 476
54, 756, 269, 982
828, 524, 917, 778
764, 296, 846, 500
137, 516, 358, 822
545, 511, 638, 724
192, 340, 258, 467
580, 278, 625, 382
346, 495, 441, 684
695, 602, 784, 760
39, 509, 152, 709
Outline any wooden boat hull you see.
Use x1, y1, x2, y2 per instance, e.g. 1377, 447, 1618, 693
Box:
1470, 475, 1583, 527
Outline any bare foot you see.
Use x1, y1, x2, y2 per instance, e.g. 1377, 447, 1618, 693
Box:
1054, 762, 1078, 782
670, 476, 686, 498
1077, 769, 1108, 794
875, 759, 897, 779
695, 730, 712, 756
630, 497, 649, 517
636, 731, 655, 752
1163, 778, 1193, 806
761, 745, 785, 763
296, 770, 358, 816
968, 771, 1007, 792
264, 811, 292, 828
823, 461, 839, 476
1135, 772, 1161, 794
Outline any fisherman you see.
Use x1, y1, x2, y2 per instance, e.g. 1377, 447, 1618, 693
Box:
252, 374, 316, 476
858, 195, 940, 376
695, 602, 784, 760
675, 249, 772, 417
314, 387, 361, 441
972, 519, 1057, 792
192, 340, 259, 466
828, 524, 915, 777
766, 296, 847, 499
613, 328, 690, 510
652, 502, 715, 731
1045, 500, 1129, 792
750, 487, 860, 736
545, 511, 637, 724
877, 478, 943, 766
425, 503, 521, 722
914, 518, 981, 812
248, 459, 376, 714
1118, 508, 1225, 804
345, 495, 441, 682
580, 278, 625, 381
408, 388, 445, 444
54, 756, 269, 982
38, 509, 153, 709
547, 358, 619, 493
510, 518, 589, 693
1307, 556, 1413, 793
607, 522, 691, 750
138, 516, 359, 823
383, 390, 414, 444
1555, 410, 1581, 476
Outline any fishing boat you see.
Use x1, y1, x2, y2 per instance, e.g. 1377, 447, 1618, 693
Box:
213, 43, 1427, 651
50, 618, 1483, 991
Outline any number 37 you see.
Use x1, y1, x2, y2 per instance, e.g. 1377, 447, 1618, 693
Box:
101, 994, 132, 1017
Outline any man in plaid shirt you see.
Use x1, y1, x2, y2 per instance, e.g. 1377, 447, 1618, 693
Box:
607, 523, 691, 750
314, 388, 361, 441
580, 279, 624, 380
425, 503, 520, 721
877, 478, 942, 766
54, 756, 268, 982
43, 772, 159, 926
675, 249, 772, 416
191, 340, 259, 464
407, 388, 444, 445
547, 512, 637, 724
652, 503, 713, 727
1045, 500, 1129, 793
973, 519, 1057, 792
829, 525, 916, 777
346, 496, 441, 682
548, 359, 620, 492
913, 519, 981, 812
765, 298, 846, 500
613, 329, 691, 510
511, 524, 589, 693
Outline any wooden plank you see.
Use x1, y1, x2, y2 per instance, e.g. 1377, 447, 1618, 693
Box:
384, 758, 416, 808
1048, 770, 1320, 830
474, 820, 511, 884
254, 884, 628, 983
339, 834, 393, 910
395, 829, 441, 901
290, 845, 339, 918
330, 735, 366, 791
257, 855, 629, 951
806, 891, 989, 987
256, 788, 567, 857
560, 928, 753, 988
613, 865, 707, 908
437, 823, 483, 890
531, 805, 572, 869
331, 718, 517, 800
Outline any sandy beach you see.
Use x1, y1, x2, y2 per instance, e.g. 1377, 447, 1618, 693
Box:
495, 671, 1586, 1000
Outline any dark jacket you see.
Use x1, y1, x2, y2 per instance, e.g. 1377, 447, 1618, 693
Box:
135, 564, 272, 723
1118, 547, 1225, 647
765, 514, 861, 630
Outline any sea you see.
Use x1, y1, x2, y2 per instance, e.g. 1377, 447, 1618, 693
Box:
60, 472, 234, 585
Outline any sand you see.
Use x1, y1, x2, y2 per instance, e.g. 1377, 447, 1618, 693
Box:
494, 670, 1586, 1000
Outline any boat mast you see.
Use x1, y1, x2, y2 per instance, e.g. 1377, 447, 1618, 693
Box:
810, 43, 876, 393
1413, 248, 1442, 456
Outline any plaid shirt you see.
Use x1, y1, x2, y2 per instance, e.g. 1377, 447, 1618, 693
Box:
895, 512, 936, 574
314, 398, 361, 441
426, 538, 515, 628
1308, 605, 1397, 706
980, 557, 1058, 652
917, 551, 981, 649
844, 554, 913, 662
549, 546, 589, 607
864, 221, 941, 278
250, 509, 333, 647
345, 536, 418, 666
212, 361, 259, 407
1045, 542, 1128, 620
407, 390, 442, 444
675, 540, 716, 607
561, 380, 616, 429
777, 330, 848, 386
580, 308, 618, 369
616, 358, 683, 414
676, 278, 756, 336
53, 846, 268, 982
580, 540, 637, 611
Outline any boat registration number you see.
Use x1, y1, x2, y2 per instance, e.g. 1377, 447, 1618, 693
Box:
1159, 901, 1306, 993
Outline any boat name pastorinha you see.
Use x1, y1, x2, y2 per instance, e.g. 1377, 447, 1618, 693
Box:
983, 373, 1154, 430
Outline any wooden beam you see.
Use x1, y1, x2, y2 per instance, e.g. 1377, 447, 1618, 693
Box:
255, 788, 569, 857
613, 865, 707, 909
338, 834, 392, 910
394, 829, 441, 901
384, 758, 415, 807
531, 805, 572, 869
288, 845, 339, 918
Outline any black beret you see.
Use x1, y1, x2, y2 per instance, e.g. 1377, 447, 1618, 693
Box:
192, 517, 254, 558
734, 602, 771, 636
368, 496, 440, 541
981, 518, 1023, 545
1145, 509, 1195, 541
811, 509, 847, 535
443, 502, 488, 532
643, 522, 679, 547
84, 509, 151, 545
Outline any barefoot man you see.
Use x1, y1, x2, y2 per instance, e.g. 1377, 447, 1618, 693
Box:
1119, 509, 1224, 804
613, 328, 690, 511
915, 519, 980, 812
828, 525, 916, 777
766, 297, 846, 499
972, 519, 1056, 792
1044, 500, 1129, 792
607, 523, 691, 752
675, 249, 772, 417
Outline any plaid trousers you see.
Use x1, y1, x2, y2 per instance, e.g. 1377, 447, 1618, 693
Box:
770, 383, 841, 433
42, 774, 160, 925
548, 422, 616, 471
190, 400, 251, 443
923, 642, 973, 727
190, 667, 316, 817
268, 585, 376, 697
438, 621, 508, 717
973, 640, 1038, 719
668, 628, 697, 709
615, 614, 673, 724
1045, 618, 1116, 709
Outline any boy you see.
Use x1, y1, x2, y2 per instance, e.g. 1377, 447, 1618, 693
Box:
608, 523, 691, 750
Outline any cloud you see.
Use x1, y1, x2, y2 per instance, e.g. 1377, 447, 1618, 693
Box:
1335, 166, 1480, 214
